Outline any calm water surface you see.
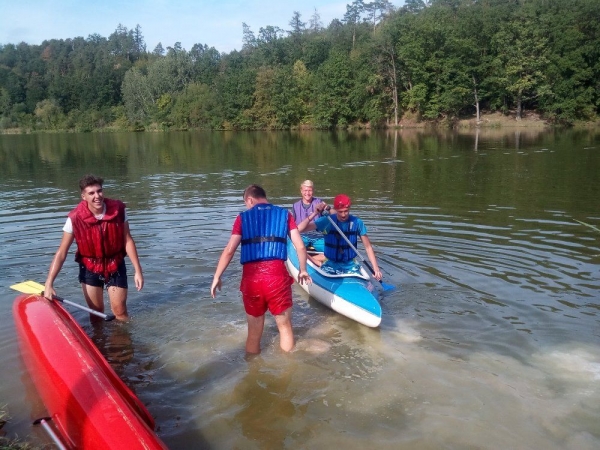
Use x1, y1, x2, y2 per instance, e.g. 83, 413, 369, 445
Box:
1, 129, 599, 449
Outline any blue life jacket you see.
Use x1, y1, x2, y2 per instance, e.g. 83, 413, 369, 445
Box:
324, 215, 359, 262
240, 203, 288, 264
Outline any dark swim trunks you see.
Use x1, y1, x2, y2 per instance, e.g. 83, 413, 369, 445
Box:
78, 260, 128, 289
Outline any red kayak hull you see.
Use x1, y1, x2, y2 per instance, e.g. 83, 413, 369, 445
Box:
13, 294, 168, 449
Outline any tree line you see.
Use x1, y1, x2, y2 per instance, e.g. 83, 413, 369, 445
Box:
1, 0, 599, 132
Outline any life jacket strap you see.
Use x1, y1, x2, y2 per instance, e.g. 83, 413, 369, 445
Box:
241, 236, 287, 245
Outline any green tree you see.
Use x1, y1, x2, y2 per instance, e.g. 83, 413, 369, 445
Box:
349, 51, 388, 125
133, 24, 146, 55
287, 12, 306, 62
271, 65, 306, 127
312, 52, 354, 127
402, 0, 429, 13
451, 1, 499, 122
149, 44, 193, 95
370, 18, 401, 124
535, 0, 599, 122
292, 60, 312, 123
244, 67, 277, 128
301, 36, 331, 71
189, 44, 221, 85
153, 43, 165, 56
0, 87, 12, 117
309, 8, 324, 33
214, 51, 256, 127
25, 72, 46, 113
122, 67, 153, 121
255, 26, 288, 65
289, 11, 306, 35
344, 0, 365, 49
491, 12, 550, 119
108, 24, 137, 62
170, 82, 219, 128
395, 11, 431, 118
34, 99, 62, 129
364, 1, 395, 32
3, 71, 26, 108
242, 23, 257, 51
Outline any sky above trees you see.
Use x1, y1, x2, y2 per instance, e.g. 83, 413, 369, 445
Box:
0, 0, 403, 53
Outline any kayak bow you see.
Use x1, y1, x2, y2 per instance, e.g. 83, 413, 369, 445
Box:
286, 239, 382, 327
13, 293, 168, 449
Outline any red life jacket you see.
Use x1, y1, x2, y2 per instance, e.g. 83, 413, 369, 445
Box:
69, 198, 127, 278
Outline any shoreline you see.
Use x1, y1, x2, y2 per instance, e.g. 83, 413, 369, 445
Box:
1, 112, 598, 135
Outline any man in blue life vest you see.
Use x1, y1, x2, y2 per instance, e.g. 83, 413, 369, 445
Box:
210, 184, 311, 354
296, 194, 383, 280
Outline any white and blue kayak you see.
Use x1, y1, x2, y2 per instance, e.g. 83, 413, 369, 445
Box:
285, 239, 382, 327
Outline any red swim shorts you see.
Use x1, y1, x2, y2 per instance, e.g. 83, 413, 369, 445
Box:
240, 260, 293, 317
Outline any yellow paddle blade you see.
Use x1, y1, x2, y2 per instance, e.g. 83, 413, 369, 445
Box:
10, 280, 45, 295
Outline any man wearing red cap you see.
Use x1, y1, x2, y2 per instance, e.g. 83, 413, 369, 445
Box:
297, 194, 382, 280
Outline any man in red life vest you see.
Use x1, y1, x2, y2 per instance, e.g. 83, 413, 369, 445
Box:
43, 174, 144, 321
210, 184, 311, 354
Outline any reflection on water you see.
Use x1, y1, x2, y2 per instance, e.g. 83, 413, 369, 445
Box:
233, 358, 296, 447
88, 321, 134, 378
0, 129, 599, 449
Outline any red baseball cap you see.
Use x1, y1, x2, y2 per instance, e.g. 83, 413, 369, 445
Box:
334, 194, 351, 210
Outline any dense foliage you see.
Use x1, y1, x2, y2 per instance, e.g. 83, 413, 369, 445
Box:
1, 0, 599, 131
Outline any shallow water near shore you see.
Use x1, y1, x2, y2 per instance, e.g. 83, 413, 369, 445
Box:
1, 128, 599, 449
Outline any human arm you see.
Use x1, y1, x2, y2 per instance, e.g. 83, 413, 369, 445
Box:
44, 232, 75, 299
297, 216, 317, 233
296, 214, 318, 233
314, 201, 328, 217
289, 228, 311, 285
124, 222, 144, 291
210, 234, 242, 298
296, 202, 328, 232
315, 201, 330, 216
359, 234, 382, 280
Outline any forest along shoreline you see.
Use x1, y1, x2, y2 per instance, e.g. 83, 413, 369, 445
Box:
2, 112, 598, 135
1, 1, 600, 134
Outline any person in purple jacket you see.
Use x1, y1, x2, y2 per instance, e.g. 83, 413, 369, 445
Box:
291, 180, 327, 224
291, 180, 328, 253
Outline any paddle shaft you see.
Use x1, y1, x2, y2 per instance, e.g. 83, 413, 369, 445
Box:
53, 295, 116, 321
33, 417, 68, 450
11, 281, 116, 320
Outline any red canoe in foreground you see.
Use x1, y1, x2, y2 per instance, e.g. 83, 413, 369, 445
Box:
13, 293, 168, 450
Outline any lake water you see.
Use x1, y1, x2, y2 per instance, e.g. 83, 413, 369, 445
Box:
1, 129, 599, 449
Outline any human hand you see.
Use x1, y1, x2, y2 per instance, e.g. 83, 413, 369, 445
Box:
298, 270, 312, 285
210, 277, 222, 298
43, 282, 56, 300
134, 272, 144, 291
373, 269, 383, 281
